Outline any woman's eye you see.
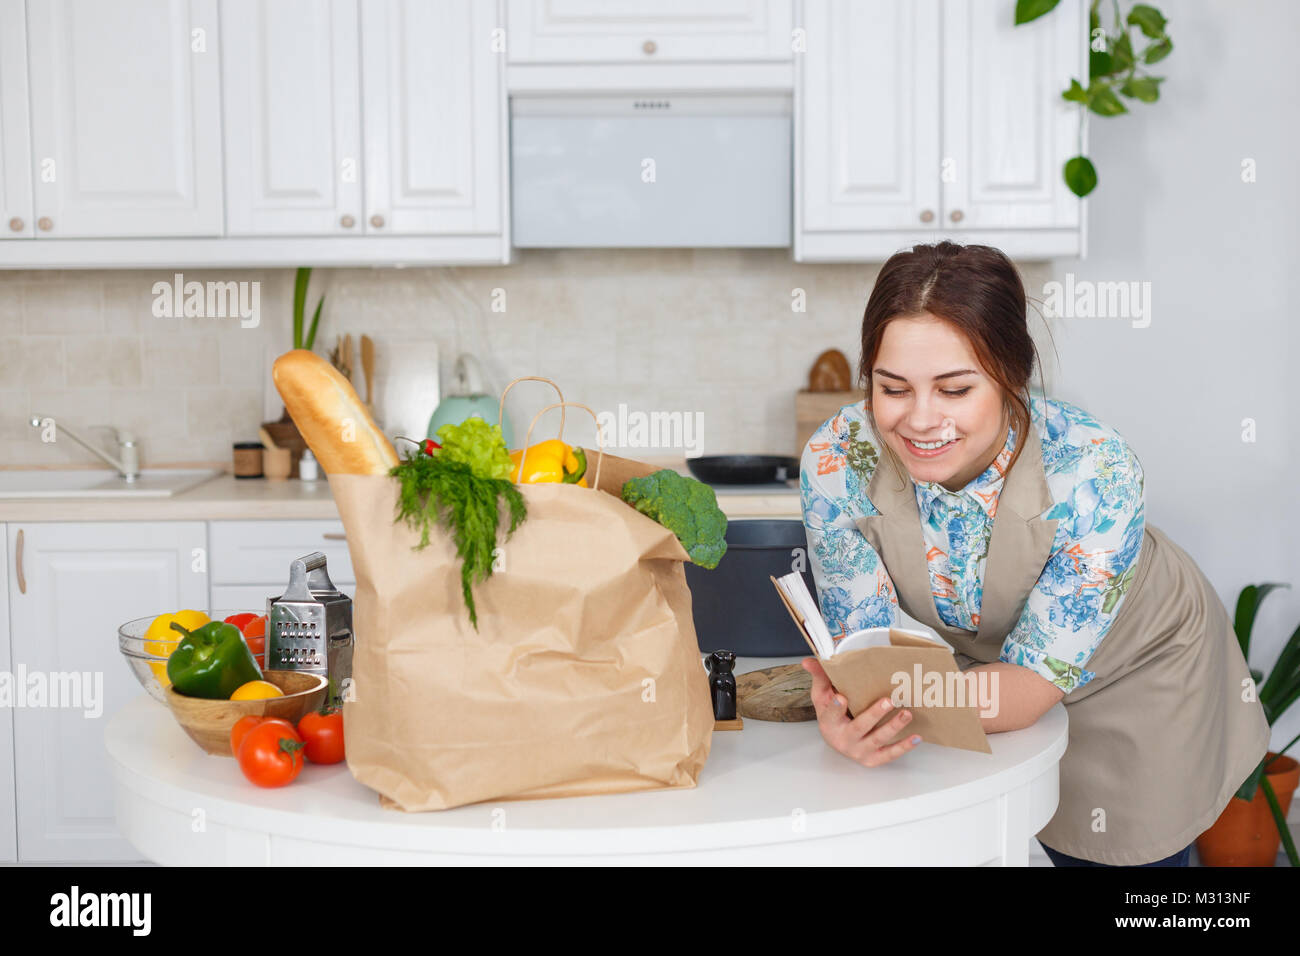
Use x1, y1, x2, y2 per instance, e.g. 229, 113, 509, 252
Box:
879, 387, 972, 397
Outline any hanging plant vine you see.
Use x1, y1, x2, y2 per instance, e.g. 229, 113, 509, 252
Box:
1017, 0, 1174, 197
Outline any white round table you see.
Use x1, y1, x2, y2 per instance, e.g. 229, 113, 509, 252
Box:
107, 657, 1067, 865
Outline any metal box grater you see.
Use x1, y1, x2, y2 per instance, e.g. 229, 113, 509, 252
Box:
268, 552, 353, 708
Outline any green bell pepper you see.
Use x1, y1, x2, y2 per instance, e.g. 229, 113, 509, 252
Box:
165, 620, 263, 699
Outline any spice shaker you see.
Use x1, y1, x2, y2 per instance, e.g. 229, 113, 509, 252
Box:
298, 449, 320, 481
706, 650, 737, 720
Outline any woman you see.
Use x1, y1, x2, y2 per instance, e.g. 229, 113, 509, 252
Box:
799, 241, 1270, 867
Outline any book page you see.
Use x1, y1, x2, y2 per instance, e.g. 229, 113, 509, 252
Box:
773, 571, 833, 657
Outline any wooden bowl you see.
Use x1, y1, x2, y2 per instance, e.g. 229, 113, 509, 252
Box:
165, 670, 328, 757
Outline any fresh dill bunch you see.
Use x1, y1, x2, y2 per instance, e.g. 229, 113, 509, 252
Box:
390, 452, 527, 628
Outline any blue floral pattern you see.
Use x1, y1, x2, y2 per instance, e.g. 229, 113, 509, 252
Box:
800, 395, 1145, 694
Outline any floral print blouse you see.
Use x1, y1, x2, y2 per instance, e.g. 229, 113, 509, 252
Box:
799, 394, 1146, 695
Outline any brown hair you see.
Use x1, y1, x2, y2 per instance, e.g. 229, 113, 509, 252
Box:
857, 241, 1049, 491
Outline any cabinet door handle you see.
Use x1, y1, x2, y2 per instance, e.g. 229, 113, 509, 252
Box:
15, 529, 26, 595
949, 209, 965, 223
369, 214, 385, 229
37, 216, 52, 231
7, 217, 22, 232
919, 209, 935, 223
322, 533, 347, 541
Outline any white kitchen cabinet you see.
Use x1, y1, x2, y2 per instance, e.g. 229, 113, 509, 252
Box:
798, 0, 940, 234
0, 0, 32, 239
25, 0, 224, 238
7, 521, 208, 862
209, 520, 355, 639
209, 520, 355, 588
506, 0, 793, 62
795, 0, 1086, 261
360, 0, 506, 236
222, 0, 364, 236
941, 0, 1083, 230
0, 523, 14, 862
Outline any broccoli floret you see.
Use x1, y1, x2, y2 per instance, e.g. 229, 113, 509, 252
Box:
620, 469, 728, 569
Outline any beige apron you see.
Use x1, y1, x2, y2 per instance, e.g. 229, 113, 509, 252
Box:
854, 422, 1271, 865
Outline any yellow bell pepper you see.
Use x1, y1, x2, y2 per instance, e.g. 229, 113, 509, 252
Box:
509, 440, 588, 486
143, 609, 210, 686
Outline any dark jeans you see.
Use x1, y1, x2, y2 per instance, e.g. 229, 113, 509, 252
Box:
1040, 841, 1192, 867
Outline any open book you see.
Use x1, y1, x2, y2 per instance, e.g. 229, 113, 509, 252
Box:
769, 572, 992, 753
771, 571, 922, 657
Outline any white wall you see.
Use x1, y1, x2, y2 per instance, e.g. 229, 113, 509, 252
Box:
1043, 0, 1300, 756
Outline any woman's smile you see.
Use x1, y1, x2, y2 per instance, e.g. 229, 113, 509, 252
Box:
903, 435, 960, 457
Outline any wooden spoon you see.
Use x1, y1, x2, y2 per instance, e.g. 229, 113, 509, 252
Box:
258, 426, 280, 451
360, 335, 375, 411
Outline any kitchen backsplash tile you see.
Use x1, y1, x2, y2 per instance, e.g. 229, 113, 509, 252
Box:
0, 251, 1057, 468
64, 335, 143, 388
0, 335, 63, 387
21, 281, 103, 335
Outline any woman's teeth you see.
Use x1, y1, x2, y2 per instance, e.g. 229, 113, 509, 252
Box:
908, 437, 955, 450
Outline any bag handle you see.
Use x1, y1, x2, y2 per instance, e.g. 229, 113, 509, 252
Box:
521, 401, 605, 490
499, 376, 565, 438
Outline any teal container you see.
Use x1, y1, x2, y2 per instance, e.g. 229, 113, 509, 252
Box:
427, 396, 513, 446
425, 354, 514, 446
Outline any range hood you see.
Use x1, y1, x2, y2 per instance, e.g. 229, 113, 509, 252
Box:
510, 93, 792, 248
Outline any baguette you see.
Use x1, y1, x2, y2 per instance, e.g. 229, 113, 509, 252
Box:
272, 349, 398, 475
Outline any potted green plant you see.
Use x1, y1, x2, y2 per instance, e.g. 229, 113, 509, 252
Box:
1196, 583, 1300, 866
263, 268, 325, 475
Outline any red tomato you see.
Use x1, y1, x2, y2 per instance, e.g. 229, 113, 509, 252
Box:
224, 612, 258, 630
229, 715, 264, 755
242, 616, 267, 668
231, 716, 296, 757
236, 720, 305, 788
297, 709, 345, 764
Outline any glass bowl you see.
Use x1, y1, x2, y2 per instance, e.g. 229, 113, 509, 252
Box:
118, 610, 265, 704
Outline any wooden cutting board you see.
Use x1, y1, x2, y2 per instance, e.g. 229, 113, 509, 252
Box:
736, 663, 816, 722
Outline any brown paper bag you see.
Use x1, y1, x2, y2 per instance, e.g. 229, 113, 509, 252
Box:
329, 435, 715, 811
770, 576, 991, 753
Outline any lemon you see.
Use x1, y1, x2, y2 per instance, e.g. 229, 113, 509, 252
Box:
231, 680, 283, 701
143, 609, 210, 687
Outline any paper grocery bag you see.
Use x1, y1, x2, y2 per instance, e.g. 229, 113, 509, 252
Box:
328, 447, 714, 811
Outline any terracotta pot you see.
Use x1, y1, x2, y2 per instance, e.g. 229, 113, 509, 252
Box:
262, 411, 306, 479
1196, 751, 1299, 866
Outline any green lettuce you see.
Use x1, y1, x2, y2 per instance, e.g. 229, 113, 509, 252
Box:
434, 418, 513, 481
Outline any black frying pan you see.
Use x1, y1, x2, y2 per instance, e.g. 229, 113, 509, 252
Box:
686, 455, 800, 485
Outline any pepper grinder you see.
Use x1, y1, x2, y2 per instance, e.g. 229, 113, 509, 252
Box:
706, 650, 742, 729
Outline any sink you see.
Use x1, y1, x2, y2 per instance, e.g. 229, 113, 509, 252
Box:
0, 468, 220, 499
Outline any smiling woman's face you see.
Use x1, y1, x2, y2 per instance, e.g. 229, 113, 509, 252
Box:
870, 313, 1009, 491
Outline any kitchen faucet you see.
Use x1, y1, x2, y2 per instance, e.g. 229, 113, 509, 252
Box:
29, 416, 141, 481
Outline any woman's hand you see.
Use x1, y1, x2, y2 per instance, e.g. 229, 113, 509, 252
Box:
801, 657, 921, 767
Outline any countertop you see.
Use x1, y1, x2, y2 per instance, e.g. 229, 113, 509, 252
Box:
0, 460, 802, 522
107, 657, 1067, 865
